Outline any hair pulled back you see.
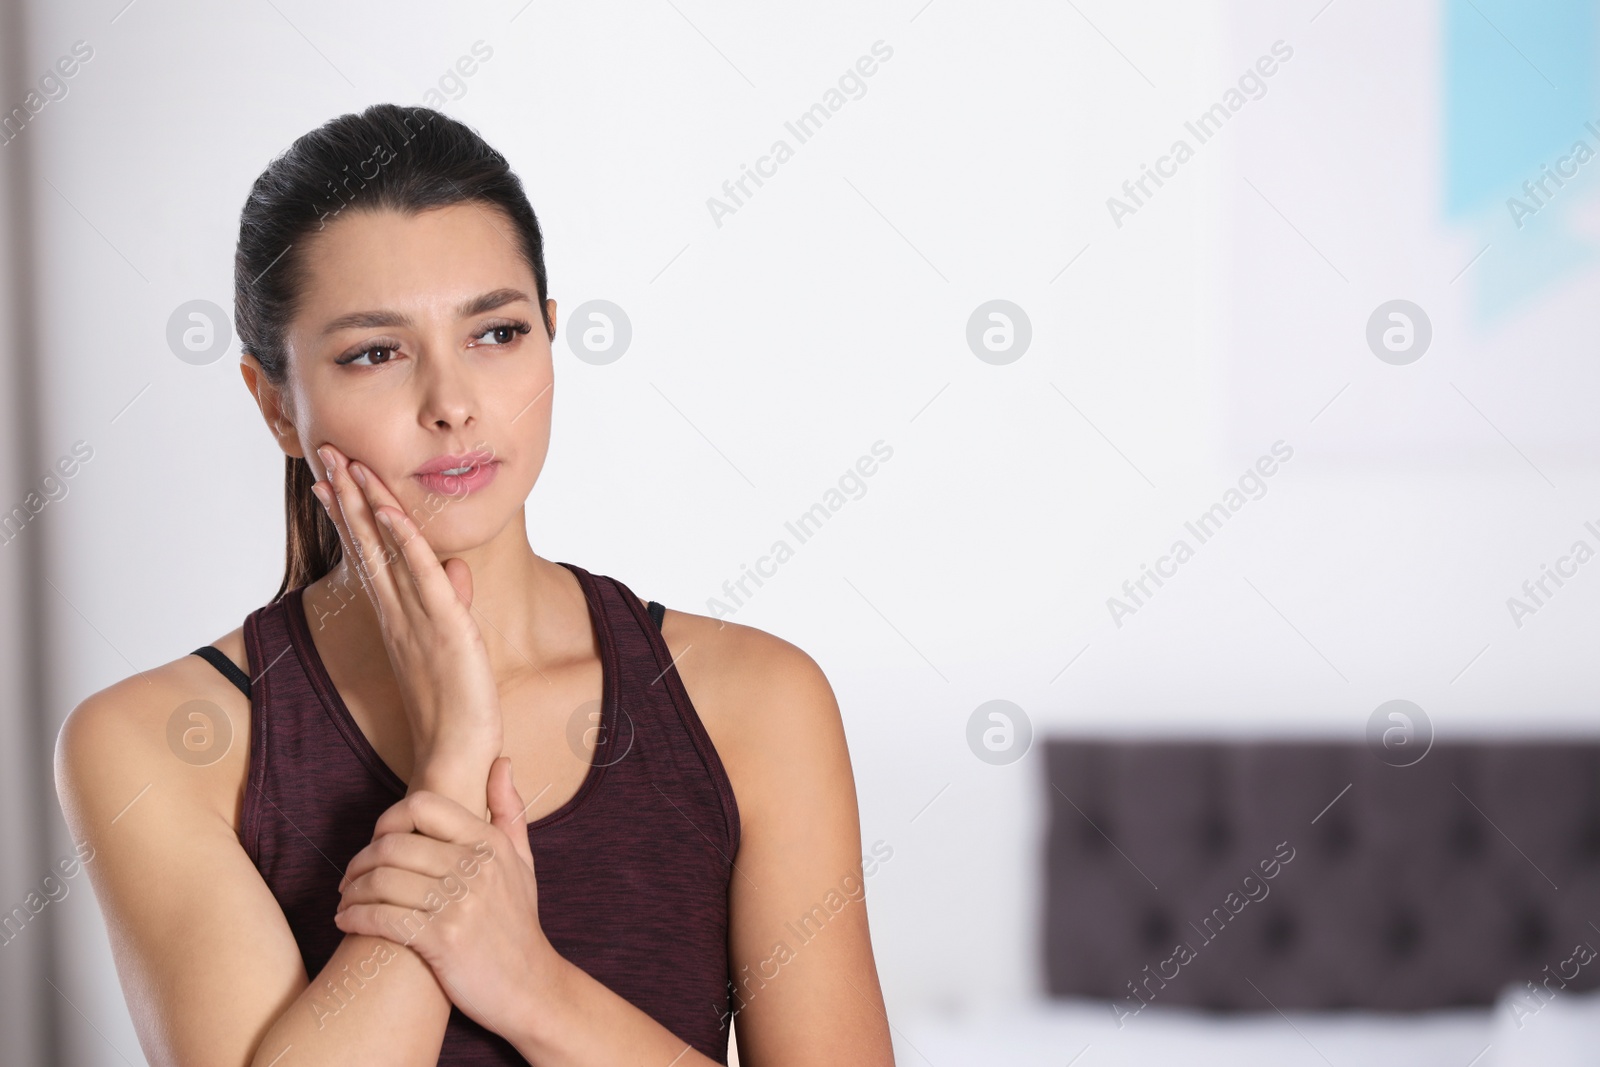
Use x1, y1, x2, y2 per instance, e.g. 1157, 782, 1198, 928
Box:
234, 103, 552, 601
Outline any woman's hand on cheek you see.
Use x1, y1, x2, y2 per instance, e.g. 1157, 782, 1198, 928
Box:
309, 442, 505, 800
334, 756, 566, 1036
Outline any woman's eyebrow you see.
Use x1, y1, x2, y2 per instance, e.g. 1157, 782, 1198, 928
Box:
320, 288, 533, 335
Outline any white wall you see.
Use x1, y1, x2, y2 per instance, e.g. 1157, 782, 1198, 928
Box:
8, 0, 1598, 1061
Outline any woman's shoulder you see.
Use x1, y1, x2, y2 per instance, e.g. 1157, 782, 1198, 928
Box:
647, 599, 851, 835
55, 628, 253, 832
651, 598, 831, 699
596, 573, 826, 696
52, 634, 305, 1065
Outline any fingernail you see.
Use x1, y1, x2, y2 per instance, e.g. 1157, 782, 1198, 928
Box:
351, 463, 367, 488
317, 446, 334, 470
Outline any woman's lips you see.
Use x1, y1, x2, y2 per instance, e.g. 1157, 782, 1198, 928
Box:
414, 460, 500, 496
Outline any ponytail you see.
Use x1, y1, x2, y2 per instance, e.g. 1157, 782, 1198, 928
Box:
277, 455, 342, 603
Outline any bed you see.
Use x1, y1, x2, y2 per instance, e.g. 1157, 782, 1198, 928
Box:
890, 998, 1495, 1066
891, 738, 1600, 1066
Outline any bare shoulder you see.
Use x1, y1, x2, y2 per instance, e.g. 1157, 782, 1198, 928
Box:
53, 630, 313, 1064
634, 595, 857, 845
55, 628, 252, 832
636, 593, 841, 739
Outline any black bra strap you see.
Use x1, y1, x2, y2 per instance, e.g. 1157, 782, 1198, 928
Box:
647, 600, 665, 631
191, 646, 251, 699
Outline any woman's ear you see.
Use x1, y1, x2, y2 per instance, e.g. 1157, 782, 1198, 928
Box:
544, 297, 557, 339
239, 353, 305, 459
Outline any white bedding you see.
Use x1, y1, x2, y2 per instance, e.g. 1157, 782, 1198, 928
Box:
887, 991, 1600, 1067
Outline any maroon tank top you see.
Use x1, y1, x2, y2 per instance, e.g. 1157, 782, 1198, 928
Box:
230, 562, 741, 1063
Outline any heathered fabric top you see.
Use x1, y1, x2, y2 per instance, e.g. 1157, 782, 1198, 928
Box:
236, 561, 741, 1063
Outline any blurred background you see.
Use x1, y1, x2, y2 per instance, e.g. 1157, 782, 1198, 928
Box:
1, 0, 1598, 1064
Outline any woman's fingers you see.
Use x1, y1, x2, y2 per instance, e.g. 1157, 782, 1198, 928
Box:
337, 861, 474, 914
368, 454, 477, 610
350, 476, 425, 617
486, 756, 536, 870
344, 459, 426, 618
310, 476, 384, 606
371, 788, 496, 850
375, 508, 462, 621
333, 900, 446, 950
349, 460, 469, 622
314, 446, 376, 587
444, 555, 473, 612
317, 444, 407, 612
340, 826, 467, 889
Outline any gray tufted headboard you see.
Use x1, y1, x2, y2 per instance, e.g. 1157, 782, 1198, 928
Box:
1042, 739, 1600, 1014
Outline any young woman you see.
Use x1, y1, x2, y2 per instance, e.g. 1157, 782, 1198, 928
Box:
54, 103, 895, 1066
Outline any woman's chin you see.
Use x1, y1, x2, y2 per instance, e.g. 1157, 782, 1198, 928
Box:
401, 514, 508, 559
388, 480, 527, 557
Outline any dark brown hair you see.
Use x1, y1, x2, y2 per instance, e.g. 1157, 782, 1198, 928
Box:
234, 103, 554, 602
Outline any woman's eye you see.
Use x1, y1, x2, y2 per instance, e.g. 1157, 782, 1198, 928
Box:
340, 345, 397, 367
475, 321, 532, 346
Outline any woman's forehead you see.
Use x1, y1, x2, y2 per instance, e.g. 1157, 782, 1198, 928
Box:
295, 205, 535, 326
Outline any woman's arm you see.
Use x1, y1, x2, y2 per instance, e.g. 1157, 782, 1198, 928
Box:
248, 755, 498, 1064
493, 627, 896, 1065
710, 632, 896, 1066
53, 666, 489, 1067
336, 767, 734, 1067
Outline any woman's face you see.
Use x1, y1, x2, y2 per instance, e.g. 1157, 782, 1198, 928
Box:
268, 201, 556, 556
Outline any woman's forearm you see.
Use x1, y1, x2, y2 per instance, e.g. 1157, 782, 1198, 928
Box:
250, 931, 453, 1066
250, 757, 492, 1066
399, 756, 722, 1064
502, 954, 722, 1067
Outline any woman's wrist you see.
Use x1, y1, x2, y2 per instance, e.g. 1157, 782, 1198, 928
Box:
409, 750, 496, 813
504, 948, 579, 1058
